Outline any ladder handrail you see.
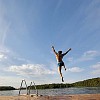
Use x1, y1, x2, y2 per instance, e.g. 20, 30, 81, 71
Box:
19, 80, 38, 96
19, 79, 28, 95
29, 81, 38, 96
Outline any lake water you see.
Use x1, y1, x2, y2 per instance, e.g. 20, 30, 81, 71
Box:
0, 87, 100, 96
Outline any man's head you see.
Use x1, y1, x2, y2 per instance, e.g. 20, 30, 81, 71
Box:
58, 51, 62, 54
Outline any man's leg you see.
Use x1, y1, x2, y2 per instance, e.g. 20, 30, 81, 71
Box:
58, 66, 64, 82
63, 64, 66, 71
62, 62, 66, 71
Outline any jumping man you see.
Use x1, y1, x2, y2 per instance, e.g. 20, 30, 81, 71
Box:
52, 46, 71, 82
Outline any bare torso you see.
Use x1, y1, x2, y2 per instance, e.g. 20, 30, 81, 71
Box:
56, 53, 63, 62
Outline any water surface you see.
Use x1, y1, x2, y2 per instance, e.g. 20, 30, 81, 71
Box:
0, 87, 100, 96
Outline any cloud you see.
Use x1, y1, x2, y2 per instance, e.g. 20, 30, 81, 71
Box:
0, 53, 6, 59
77, 50, 99, 62
0, 1, 11, 46
0, 75, 26, 88
0, 45, 10, 53
83, 50, 99, 57
69, 50, 99, 67
7, 64, 56, 76
0, 46, 31, 67
91, 62, 100, 75
0, 53, 7, 61
81, 50, 99, 61
67, 67, 84, 72
13, 56, 31, 64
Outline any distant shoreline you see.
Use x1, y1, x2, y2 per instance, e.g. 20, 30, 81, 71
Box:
0, 86, 15, 91
28, 77, 100, 90
0, 77, 100, 90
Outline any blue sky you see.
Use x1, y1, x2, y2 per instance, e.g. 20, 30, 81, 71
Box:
0, 0, 100, 88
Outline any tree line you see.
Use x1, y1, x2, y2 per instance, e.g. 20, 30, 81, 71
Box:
72, 77, 100, 87
0, 77, 99, 90
28, 77, 100, 89
0, 86, 15, 91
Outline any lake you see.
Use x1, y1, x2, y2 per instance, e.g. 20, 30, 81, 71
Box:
0, 87, 100, 96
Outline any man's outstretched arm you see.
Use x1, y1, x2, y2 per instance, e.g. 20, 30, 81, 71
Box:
63, 48, 71, 56
51, 46, 57, 55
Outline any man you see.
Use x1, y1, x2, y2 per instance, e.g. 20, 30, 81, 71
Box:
52, 46, 71, 82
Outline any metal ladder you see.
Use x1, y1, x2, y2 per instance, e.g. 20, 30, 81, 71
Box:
19, 80, 38, 96
29, 81, 38, 96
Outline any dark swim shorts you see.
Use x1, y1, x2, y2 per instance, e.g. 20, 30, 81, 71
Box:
57, 61, 64, 66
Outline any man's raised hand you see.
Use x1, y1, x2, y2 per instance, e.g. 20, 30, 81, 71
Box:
69, 48, 71, 51
52, 46, 54, 49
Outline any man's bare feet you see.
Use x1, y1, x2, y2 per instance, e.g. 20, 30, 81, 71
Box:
62, 77, 64, 82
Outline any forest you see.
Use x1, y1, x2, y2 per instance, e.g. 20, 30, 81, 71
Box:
0, 86, 15, 91
0, 77, 99, 90
29, 77, 100, 89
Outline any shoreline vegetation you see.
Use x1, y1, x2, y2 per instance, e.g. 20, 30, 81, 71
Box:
30, 77, 100, 90
0, 86, 15, 91
0, 77, 100, 91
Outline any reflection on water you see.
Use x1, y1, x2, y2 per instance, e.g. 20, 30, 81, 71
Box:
0, 87, 100, 96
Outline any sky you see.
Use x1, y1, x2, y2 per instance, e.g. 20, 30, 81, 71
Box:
0, 0, 100, 88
